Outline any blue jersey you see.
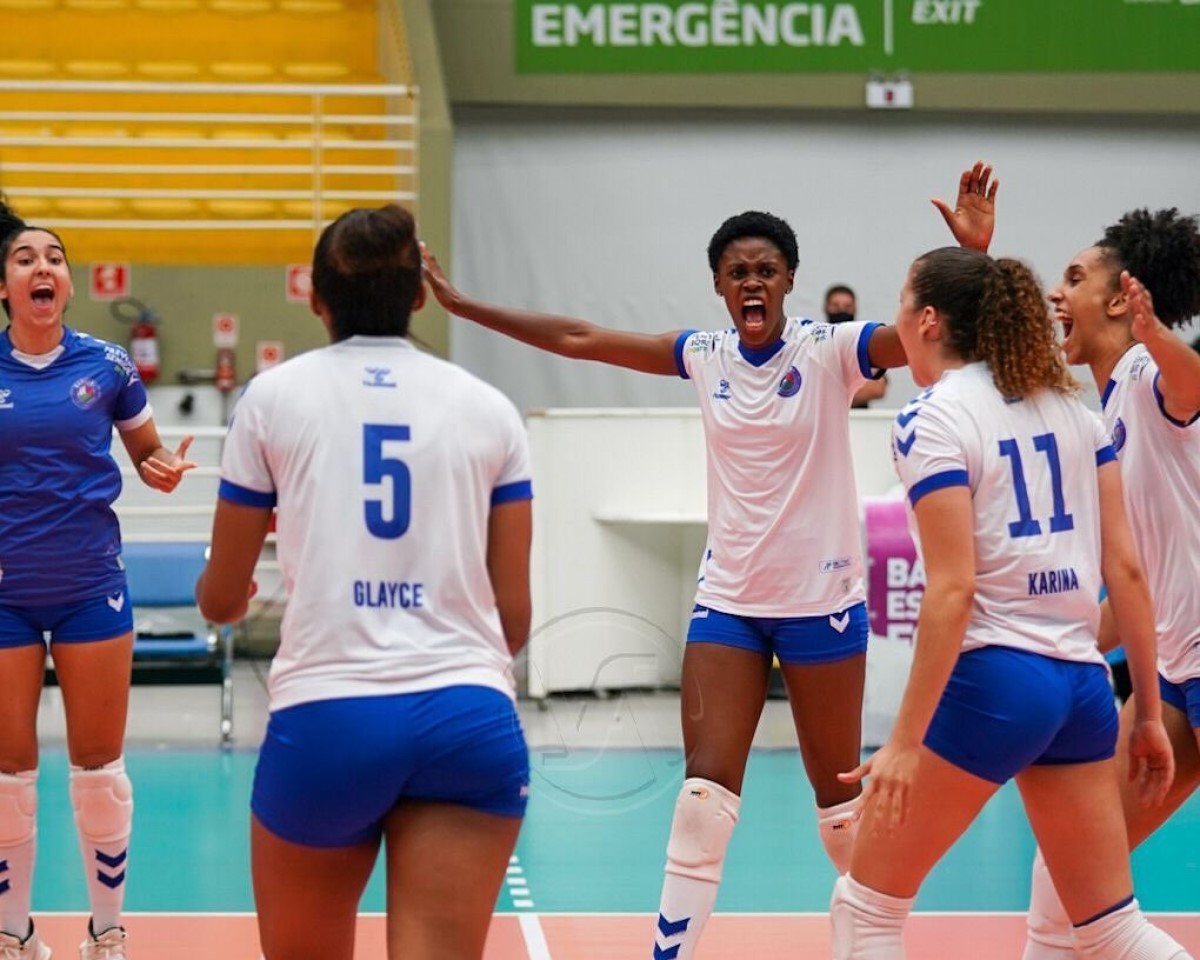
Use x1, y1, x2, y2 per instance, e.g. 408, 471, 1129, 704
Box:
0, 327, 150, 604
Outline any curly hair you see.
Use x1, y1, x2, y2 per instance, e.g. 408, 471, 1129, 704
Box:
311, 203, 422, 341
707, 211, 799, 273
1097, 208, 1200, 329
911, 247, 1077, 399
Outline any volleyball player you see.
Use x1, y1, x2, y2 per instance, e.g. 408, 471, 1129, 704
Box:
0, 201, 195, 960
830, 246, 1186, 960
196, 204, 533, 960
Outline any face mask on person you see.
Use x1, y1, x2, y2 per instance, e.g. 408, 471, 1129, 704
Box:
826, 311, 854, 325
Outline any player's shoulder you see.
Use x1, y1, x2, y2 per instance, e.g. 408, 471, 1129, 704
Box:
66, 328, 139, 381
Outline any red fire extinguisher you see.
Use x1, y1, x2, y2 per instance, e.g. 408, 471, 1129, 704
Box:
215, 347, 237, 393
112, 298, 160, 385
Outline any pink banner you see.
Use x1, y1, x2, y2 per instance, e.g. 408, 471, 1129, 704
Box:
864, 497, 924, 645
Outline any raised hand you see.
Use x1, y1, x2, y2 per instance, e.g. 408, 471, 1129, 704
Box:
932, 161, 998, 253
420, 242, 461, 312
1122, 271, 1162, 344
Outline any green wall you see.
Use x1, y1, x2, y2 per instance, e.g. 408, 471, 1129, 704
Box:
434, 0, 1200, 113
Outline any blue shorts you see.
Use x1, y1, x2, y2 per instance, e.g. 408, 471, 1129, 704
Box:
686, 602, 868, 666
0, 588, 134, 649
1160, 674, 1200, 729
925, 646, 1118, 785
252, 685, 530, 848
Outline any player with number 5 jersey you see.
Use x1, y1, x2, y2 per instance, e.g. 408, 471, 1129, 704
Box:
196, 204, 533, 960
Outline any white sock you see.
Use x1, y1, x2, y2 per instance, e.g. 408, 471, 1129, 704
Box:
1024, 846, 1077, 959
70, 757, 133, 934
1073, 899, 1192, 960
0, 770, 38, 940
830, 873, 914, 960
654, 778, 740, 960
817, 795, 863, 875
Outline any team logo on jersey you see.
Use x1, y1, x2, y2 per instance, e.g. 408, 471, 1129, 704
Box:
70, 378, 102, 409
362, 366, 397, 388
0, 388, 12, 410
1112, 417, 1127, 455
1130, 354, 1151, 381
712, 379, 732, 401
777, 366, 802, 398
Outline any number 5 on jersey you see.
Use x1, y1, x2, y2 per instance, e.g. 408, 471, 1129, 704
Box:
364, 424, 411, 538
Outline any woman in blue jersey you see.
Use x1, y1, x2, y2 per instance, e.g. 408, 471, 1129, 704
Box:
830, 246, 1185, 960
420, 167, 995, 960
0, 202, 195, 960
195, 204, 533, 960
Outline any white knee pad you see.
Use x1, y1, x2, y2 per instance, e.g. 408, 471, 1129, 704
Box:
0, 771, 37, 847
70, 759, 133, 844
1023, 847, 1077, 960
1074, 899, 1192, 960
664, 778, 740, 884
830, 874, 913, 960
818, 795, 863, 875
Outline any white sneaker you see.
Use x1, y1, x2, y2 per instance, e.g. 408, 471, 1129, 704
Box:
78, 925, 125, 960
0, 925, 52, 960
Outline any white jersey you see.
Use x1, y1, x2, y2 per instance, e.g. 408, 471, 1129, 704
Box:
1101, 345, 1200, 684
219, 336, 533, 712
675, 317, 879, 616
892, 363, 1114, 665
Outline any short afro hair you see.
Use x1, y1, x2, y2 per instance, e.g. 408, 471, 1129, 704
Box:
1097, 208, 1200, 329
707, 211, 799, 273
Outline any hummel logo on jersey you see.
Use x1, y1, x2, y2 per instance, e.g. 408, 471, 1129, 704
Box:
0, 388, 12, 410
363, 367, 397, 388
712, 379, 732, 401
106, 592, 126, 613
829, 612, 850, 633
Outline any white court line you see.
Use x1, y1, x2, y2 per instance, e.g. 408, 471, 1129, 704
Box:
518, 913, 553, 960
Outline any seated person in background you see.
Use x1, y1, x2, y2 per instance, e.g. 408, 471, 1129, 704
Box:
825, 284, 889, 408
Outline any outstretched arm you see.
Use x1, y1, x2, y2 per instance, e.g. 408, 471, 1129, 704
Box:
422, 245, 682, 376
1124, 271, 1200, 421
932, 161, 997, 253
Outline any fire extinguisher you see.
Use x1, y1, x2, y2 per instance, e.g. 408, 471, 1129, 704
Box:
215, 347, 237, 393
111, 298, 160, 385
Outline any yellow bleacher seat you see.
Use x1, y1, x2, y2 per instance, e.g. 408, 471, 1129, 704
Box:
282, 62, 350, 81
136, 61, 204, 79
7, 196, 54, 218
207, 0, 270, 11
209, 127, 278, 142
0, 122, 55, 139
64, 60, 132, 78
59, 124, 130, 140
64, 0, 128, 8
129, 198, 203, 217
277, 0, 345, 13
0, 59, 57, 78
54, 197, 126, 217
136, 125, 205, 141
282, 126, 352, 143
206, 199, 276, 218
0, 0, 57, 9
209, 62, 276, 80
279, 199, 355, 220
135, 0, 200, 9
